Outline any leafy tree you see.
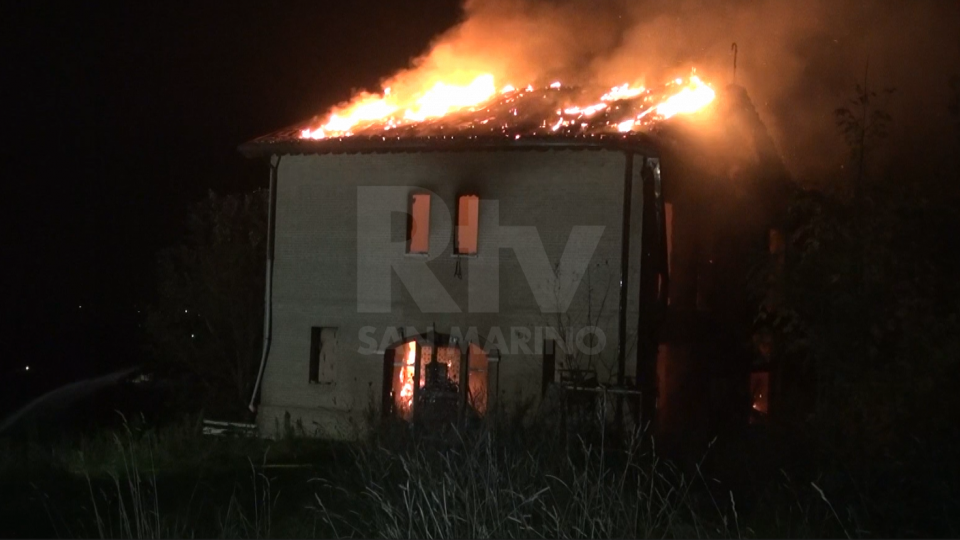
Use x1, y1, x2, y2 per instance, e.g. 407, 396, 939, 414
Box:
748, 80, 960, 533
145, 190, 267, 418
833, 69, 894, 199
759, 80, 960, 455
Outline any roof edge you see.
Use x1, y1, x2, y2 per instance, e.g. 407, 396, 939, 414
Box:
238, 133, 662, 159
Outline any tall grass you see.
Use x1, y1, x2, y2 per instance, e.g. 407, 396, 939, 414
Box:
79, 430, 279, 539
2, 415, 863, 538
310, 427, 743, 538
82, 432, 167, 539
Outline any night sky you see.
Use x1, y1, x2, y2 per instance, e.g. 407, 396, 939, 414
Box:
3, 1, 463, 403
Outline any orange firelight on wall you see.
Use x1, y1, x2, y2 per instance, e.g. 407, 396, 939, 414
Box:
456, 195, 479, 255
408, 194, 431, 254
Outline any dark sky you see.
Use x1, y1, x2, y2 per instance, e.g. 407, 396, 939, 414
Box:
2, 1, 463, 390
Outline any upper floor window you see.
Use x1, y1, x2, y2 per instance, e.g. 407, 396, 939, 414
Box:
408, 193, 431, 254
455, 194, 479, 255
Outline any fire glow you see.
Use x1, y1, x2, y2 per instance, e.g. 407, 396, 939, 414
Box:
300, 73, 716, 140
397, 341, 416, 416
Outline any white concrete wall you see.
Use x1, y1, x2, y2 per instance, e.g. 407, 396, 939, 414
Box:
257, 149, 649, 438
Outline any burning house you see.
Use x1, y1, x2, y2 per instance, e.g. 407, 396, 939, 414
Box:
240, 75, 790, 441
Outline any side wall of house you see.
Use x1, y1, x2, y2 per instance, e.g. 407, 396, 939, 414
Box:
257, 149, 649, 438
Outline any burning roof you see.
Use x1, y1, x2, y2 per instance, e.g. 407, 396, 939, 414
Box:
240, 74, 717, 158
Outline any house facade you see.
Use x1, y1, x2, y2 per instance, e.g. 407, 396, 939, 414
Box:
240, 138, 666, 438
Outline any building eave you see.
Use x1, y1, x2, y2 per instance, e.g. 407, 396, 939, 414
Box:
238, 130, 663, 159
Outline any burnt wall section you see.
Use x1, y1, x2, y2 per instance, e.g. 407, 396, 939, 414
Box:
654, 85, 792, 449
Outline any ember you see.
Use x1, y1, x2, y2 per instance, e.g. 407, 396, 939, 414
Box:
301, 73, 716, 140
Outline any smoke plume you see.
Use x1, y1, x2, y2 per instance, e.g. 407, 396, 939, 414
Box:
334, 0, 960, 178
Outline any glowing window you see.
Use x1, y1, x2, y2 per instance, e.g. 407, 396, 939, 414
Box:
455, 195, 479, 255
408, 194, 430, 254
388, 339, 488, 421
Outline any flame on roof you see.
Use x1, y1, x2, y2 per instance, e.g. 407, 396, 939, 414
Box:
299, 74, 715, 141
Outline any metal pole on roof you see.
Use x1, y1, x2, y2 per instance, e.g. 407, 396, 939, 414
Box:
731, 43, 738, 84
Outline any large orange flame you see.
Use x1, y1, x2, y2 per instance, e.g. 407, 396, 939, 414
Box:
301, 72, 715, 139
644, 76, 716, 119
